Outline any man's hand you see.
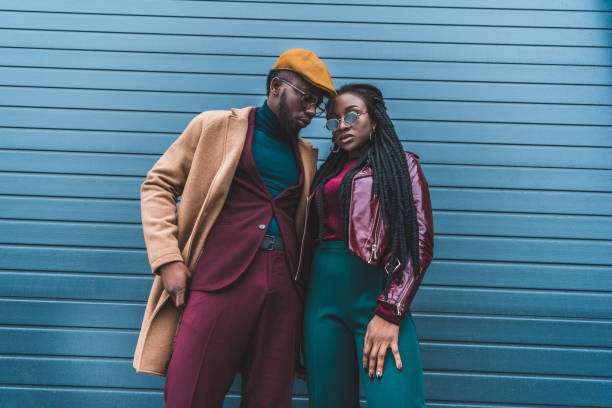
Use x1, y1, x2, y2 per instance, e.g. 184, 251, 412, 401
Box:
362, 315, 402, 380
159, 261, 191, 308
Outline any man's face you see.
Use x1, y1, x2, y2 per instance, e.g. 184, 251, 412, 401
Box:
274, 75, 325, 137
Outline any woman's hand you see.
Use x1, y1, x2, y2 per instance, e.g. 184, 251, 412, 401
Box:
362, 315, 402, 380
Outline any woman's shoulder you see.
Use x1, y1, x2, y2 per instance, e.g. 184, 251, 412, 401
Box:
403, 150, 420, 163
403, 151, 427, 177
363, 151, 420, 172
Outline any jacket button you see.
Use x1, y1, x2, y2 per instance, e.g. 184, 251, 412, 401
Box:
258, 224, 266, 230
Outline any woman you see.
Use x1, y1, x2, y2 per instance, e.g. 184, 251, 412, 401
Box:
299, 83, 434, 407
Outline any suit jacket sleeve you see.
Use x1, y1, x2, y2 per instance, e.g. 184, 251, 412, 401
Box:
374, 153, 434, 324
140, 114, 204, 275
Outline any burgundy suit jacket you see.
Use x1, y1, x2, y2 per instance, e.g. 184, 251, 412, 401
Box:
190, 108, 305, 291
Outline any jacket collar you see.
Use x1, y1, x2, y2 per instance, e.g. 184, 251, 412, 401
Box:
230, 106, 317, 156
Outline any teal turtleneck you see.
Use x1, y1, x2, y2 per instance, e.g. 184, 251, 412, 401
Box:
252, 99, 299, 236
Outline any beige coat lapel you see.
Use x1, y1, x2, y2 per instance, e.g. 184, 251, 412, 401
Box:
182, 107, 251, 270
295, 138, 318, 237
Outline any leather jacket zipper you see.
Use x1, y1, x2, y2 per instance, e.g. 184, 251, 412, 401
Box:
295, 195, 311, 282
368, 204, 383, 264
395, 274, 414, 316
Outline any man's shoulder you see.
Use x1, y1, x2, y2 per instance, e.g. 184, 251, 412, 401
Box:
297, 137, 317, 152
191, 106, 254, 127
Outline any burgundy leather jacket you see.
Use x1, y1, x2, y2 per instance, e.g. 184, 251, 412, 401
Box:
295, 151, 434, 324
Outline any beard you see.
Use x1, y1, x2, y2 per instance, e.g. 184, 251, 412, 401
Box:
277, 91, 300, 138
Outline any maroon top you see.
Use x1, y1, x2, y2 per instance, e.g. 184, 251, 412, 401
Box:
190, 108, 305, 293
316, 157, 359, 240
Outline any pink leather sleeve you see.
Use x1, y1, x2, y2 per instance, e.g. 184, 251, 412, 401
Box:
375, 153, 434, 324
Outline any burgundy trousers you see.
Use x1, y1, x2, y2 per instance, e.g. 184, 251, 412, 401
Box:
163, 247, 302, 408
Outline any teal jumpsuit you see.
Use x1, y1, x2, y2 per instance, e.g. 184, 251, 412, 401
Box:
304, 240, 427, 407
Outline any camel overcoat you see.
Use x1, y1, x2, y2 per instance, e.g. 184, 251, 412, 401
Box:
132, 106, 319, 376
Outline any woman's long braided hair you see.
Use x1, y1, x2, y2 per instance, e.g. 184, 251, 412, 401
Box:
311, 83, 420, 298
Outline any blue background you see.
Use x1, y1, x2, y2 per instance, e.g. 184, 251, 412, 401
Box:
1, 0, 611, 406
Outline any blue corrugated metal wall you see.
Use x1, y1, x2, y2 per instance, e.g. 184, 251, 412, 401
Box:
1, 1, 611, 407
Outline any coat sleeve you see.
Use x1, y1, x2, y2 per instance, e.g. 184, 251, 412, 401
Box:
140, 114, 204, 275
374, 153, 434, 325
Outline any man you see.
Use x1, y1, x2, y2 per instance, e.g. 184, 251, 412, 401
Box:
132, 49, 336, 407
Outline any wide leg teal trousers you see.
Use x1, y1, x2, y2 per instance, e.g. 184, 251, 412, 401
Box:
304, 240, 426, 407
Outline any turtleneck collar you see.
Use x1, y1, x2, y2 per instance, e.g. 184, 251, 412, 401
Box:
255, 99, 288, 142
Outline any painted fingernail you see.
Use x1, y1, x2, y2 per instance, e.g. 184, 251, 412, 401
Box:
369, 373, 374, 381
398, 365, 403, 372
376, 372, 382, 380
364, 366, 368, 373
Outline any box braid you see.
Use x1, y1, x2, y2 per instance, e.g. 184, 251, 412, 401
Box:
310, 83, 420, 300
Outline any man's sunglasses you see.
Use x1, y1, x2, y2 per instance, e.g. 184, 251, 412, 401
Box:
278, 78, 326, 115
325, 111, 367, 132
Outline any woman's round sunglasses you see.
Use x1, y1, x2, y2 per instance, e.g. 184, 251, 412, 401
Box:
325, 111, 368, 132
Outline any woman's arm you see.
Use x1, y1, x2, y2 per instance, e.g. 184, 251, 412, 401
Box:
363, 152, 434, 379
374, 152, 434, 324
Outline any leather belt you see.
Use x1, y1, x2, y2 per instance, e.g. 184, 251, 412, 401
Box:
260, 234, 284, 251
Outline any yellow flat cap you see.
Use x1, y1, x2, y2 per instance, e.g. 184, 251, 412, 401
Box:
273, 48, 336, 97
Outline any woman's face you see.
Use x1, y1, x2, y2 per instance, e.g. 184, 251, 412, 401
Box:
327, 92, 375, 158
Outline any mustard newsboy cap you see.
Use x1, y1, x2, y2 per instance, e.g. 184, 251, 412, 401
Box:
273, 48, 337, 97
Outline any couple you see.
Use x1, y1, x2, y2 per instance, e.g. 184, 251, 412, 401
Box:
133, 48, 433, 408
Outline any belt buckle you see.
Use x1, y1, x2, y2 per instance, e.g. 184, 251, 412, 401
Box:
263, 235, 275, 251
